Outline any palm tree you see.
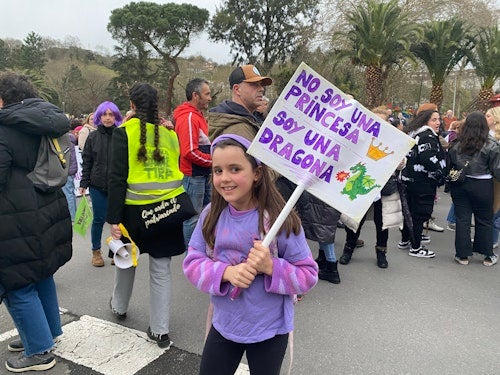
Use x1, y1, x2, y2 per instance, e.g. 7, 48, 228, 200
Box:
467, 26, 500, 112
411, 18, 474, 110
331, 0, 422, 108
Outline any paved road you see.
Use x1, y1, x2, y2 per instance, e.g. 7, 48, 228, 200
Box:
1, 188, 499, 374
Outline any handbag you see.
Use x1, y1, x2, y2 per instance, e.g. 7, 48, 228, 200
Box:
73, 195, 93, 236
446, 161, 469, 185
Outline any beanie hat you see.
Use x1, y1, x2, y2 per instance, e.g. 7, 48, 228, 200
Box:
416, 102, 438, 115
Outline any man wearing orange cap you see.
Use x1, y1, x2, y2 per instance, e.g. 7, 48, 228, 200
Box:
207, 64, 272, 142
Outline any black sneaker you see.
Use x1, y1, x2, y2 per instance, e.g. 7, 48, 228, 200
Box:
147, 327, 172, 349
5, 352, 56, 372
7, 339, 23, 353
7, 336, 60, 353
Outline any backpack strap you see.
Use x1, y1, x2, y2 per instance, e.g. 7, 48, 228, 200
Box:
51, 137, 67, 168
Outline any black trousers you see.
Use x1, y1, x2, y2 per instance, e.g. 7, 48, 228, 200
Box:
401, 184, 436, 249
345, 200, 388, 249
451, 178, 494, 258
200, 326, 288, 375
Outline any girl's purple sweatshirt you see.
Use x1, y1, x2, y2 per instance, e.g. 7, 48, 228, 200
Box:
183, 204, 318, 344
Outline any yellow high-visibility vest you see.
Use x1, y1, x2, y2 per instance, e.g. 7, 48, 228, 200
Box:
122, 118, 184, 205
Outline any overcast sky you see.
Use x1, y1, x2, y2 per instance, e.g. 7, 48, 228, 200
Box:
0, 0, 232, 63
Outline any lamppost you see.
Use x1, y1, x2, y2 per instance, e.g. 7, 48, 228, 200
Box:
452, 72, 457, 116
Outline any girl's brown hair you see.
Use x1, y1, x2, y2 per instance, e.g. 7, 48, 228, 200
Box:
202, 139, 302, 249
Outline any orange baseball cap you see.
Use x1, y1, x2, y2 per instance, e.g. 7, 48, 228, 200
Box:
229, 65, 272, 88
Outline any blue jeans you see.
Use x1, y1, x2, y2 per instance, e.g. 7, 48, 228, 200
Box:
182, 175, 211, 248
446, 203, 456, 224
62, 175, 76, 221
89, 187, 108, 250
319, 242, 337, 262
493, 210, 500, 244
3, 276, 62, 356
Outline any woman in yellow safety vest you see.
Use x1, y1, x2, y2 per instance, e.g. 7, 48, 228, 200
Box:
106, 82, 195, 348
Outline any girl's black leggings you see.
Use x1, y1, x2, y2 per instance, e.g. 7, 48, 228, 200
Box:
200, 325, 289, 375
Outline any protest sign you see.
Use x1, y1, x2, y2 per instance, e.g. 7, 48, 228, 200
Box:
74, 146, 84, 197
232, 62, 416, 300
248, 62, 415, 222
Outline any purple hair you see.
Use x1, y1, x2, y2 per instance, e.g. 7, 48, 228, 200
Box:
93, 101, 123, 126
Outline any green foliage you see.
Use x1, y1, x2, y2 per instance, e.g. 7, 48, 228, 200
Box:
467, 26, 500, 89
333, 0, 421, 69
0, 39, 9, 70
411, 18, 475, 108
411, 18, 473, 86
43, 49, 116, 114
209, 0, 319, 73
107, 1, 209, 113
331, 0, 422, 106
109, 1, 207, 56
19, 32, 46, 74
60, 64, 85, 114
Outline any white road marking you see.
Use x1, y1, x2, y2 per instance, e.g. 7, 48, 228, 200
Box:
1, 311, 251, 375
53, 315, 165, 375
0, 328, 18, 342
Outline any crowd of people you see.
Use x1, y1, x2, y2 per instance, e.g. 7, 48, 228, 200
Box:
1, 66, 499, 373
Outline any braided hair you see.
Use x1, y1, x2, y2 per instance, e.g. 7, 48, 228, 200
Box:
129, 83, 164, 163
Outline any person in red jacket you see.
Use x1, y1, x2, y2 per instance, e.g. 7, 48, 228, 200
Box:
173, 78, 212, 248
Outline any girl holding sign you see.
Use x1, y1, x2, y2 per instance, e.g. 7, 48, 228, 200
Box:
183, 134, 318, 375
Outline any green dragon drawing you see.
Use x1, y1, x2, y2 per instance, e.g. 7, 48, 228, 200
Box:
341, 162, 380, 200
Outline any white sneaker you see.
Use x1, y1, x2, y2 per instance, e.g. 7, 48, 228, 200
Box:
454, 256, 469, 265
409, 246, 436, 258
423, 219, 444, 232
421, 234, 431, 244
447, 223, 456, 231
398, 240, 411, 250
483, 254, 498, 266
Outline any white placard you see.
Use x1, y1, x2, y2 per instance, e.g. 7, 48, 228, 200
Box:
248, 62, 415, 222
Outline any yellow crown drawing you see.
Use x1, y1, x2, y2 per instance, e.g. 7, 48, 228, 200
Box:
366, 137, 394, 161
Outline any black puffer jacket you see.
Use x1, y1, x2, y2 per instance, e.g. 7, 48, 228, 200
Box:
0, 98, 73, 297
80, 125, 114, 192
276, 177, 341, 243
